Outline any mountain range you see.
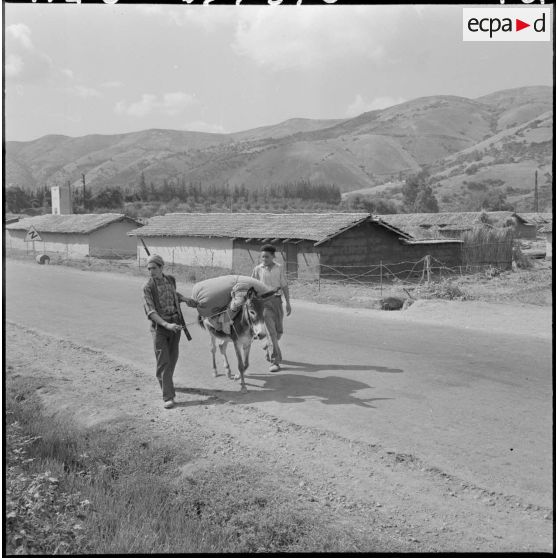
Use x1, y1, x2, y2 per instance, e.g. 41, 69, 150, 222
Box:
5, 85, 552, 211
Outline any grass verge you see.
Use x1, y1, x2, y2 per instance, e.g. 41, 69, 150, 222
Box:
5, 372, 378, 553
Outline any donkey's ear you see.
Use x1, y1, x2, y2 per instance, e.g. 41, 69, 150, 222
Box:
259, 288, 278, 300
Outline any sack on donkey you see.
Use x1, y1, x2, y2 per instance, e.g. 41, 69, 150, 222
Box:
192, 275, 274, 318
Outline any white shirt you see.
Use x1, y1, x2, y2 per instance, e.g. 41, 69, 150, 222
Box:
252, 262, 288, 293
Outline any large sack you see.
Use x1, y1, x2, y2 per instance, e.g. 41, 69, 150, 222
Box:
192, 275, 273, 318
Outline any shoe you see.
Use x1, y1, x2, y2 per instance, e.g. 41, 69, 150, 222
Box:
163, 399, 175, 409
269, 364, 280, 373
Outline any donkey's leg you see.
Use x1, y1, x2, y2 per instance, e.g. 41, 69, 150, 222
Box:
243, 341, 252, 372
209, 334, 218, 377
233, 341, 252, 381
218, 340, 232, 379
232, 341, 247, 393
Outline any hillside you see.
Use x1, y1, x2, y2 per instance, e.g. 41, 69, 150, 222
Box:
5, 86, 553, 209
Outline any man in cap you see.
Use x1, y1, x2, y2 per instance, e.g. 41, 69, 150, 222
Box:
143, 254, 197, 409
251, 244, 291, 372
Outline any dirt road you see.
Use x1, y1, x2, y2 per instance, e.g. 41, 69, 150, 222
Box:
5, 260, 554, 551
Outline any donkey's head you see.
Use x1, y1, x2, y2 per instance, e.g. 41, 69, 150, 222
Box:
243, 287, 275, 340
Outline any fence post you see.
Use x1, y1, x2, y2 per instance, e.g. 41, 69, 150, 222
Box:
380, 260, 383, 297
426, 255, 431, 284
318, 253, 321, 292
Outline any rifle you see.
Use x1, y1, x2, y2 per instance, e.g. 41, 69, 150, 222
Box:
140, 237, 151, 257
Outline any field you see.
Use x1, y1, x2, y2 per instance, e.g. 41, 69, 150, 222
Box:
5, 255, 553, 553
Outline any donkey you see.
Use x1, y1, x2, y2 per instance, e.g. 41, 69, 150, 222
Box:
198, 287, 272, 393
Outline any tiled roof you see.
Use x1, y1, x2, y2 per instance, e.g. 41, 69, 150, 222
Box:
375, 211, 514, 238
6, 213, 141, 234
514, 212, 553, 226
128, 212, 372, 243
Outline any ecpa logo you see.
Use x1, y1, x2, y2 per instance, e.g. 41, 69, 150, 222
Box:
463, 8, 551, 41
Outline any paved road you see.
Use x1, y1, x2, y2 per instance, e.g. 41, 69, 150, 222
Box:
5, 260, 553, 507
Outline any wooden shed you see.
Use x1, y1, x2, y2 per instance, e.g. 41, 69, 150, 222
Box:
514, 213, 553, 240
6, 213, 142, 259
128, 212, 463, 281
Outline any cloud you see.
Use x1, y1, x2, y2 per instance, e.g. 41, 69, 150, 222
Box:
5, 23, 55, 82
346, 94, 406, 117
6, 23, 34, 50
6, 22, 106, 104
5, 54, 24, 78
230, 7, 407, 71
115, 92, 198, 117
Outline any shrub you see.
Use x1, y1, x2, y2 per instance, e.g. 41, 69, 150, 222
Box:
414, 278, 471, 301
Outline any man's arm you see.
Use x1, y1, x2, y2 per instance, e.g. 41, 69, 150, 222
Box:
143, 284, 181, 332
177, 292, 198, 307
280, 266, 291, 316
150, 310, 182, 332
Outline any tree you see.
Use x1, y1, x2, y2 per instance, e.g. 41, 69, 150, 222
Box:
480, 190, 514, 211
345, 194, 399, 214
414, 184, 439, 213
138, 172, 149, 201
5, 187, 31, 213
402, 170, 439, 213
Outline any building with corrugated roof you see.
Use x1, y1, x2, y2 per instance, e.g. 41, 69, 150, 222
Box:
6, 213, 142, 258
128, 212, 462, 280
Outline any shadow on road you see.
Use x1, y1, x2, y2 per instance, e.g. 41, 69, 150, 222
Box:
176, 373, 393, 408
280, 359, 403, 374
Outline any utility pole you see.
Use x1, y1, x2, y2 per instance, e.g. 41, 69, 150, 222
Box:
82, 174, 86, 212
534, 170, 539, 213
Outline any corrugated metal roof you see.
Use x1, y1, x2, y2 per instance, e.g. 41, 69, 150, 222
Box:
6, 213, 141, 234
128, 212, 371, 243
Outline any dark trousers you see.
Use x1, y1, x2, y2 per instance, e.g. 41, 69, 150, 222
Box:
152, 324, 181, 401
263, 296, 284, 365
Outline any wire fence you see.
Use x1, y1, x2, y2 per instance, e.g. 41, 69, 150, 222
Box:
7, 246, 518, 298
285, 255, 514, 296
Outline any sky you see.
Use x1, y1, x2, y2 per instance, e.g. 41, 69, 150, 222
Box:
3, 3, 554, 142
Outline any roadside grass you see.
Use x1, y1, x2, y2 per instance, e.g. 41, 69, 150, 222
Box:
7, 250, 552, 308
5, 372, 379, 554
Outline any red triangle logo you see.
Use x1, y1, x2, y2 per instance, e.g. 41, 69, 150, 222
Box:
516, 19, 530, 32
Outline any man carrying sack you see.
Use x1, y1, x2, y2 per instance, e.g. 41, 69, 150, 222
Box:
142, 254, 198, 409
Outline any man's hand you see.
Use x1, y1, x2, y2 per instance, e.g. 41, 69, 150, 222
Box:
166, 323, 183, 333
183, 298, 198, 308
285, 301, 292, 316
